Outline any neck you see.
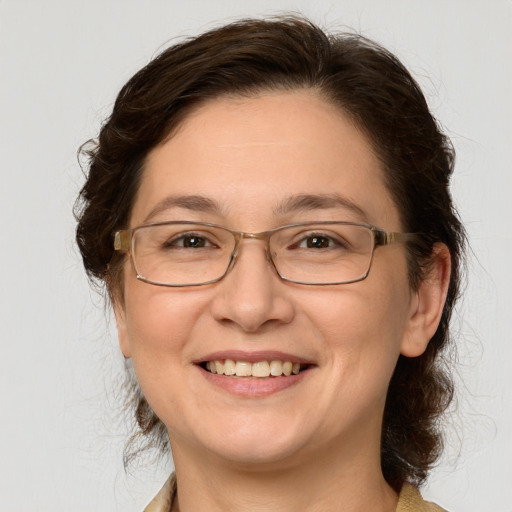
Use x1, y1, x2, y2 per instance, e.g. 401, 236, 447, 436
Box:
169, 435, 398, 512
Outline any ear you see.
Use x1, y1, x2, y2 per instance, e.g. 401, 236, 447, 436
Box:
401, 243, 451, 357
113, 301, 131, 358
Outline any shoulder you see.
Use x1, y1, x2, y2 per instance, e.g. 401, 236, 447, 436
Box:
397, 483, 449, 512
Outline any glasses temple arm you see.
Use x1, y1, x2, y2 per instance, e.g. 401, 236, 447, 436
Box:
375, 230, 420, 246
114, 230, 132, 252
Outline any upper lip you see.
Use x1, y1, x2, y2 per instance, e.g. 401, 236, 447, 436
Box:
194, 350, 315, 365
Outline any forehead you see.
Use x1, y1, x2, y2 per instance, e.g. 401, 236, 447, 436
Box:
132, 91, 401, 230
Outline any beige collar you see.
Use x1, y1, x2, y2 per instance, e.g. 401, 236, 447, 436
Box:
144, 474, 447, 512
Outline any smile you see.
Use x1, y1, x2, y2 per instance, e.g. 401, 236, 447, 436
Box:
203, 359, 306, 377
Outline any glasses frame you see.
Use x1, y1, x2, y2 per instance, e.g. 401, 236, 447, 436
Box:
114, 220, 420, 287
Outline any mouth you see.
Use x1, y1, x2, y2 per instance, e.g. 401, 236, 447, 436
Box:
196, 352, 315, 397
200, 359, 310, 378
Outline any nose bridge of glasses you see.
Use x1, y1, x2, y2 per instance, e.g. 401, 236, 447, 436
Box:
230, 230, 274, 265
239, 231, 267, 240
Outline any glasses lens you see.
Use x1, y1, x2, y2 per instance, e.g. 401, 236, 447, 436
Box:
132, 223, 235, 286
270, 223, 374, 284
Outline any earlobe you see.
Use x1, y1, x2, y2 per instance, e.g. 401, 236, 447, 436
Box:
113, 302, 132, 358
401, 243, 451, 357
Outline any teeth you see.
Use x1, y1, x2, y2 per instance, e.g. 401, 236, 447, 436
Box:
252, 361, 271, 377
204, 359, 305, 378
215, 360, 225, 375
224, 359, 236, 376
270, 360, 283, 376
235, 361, 252, 377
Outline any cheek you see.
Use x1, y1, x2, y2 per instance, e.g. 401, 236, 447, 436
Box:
120, 284, 217, 425
122, 281, 209, 369
302, 266, 412, 373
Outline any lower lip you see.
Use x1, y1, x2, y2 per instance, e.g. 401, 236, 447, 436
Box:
198, 366, 310, 397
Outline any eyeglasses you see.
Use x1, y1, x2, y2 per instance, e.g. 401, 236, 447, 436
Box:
114, 221, 419, 287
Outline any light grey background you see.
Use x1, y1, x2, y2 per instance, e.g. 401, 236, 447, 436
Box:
1, 1, 510, 510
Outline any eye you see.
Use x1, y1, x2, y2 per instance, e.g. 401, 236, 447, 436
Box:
295, 233, 347, 249
164, 232, 216, 249
300, 235, 332, 249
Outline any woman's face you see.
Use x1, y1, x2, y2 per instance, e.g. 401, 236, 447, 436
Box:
116, 91, 431, 468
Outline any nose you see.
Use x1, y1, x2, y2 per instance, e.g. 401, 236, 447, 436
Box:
210, 240, 295, 333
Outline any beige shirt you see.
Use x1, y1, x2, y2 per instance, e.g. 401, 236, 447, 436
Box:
144, 474, 448, 512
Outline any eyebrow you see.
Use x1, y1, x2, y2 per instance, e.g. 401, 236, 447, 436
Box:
143, 195, 221, 223
142, 192, 368, 224
273, 193, 368, 220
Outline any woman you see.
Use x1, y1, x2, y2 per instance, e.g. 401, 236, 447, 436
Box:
75, 16, 464, 512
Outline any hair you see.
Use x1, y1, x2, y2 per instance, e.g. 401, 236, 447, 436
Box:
75, 16, 465, 491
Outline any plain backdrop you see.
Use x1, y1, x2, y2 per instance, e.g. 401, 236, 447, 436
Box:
1, 1, 511, 510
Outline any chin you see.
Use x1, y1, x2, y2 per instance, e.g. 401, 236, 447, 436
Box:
184, 418, 313, 468
207, 440, 306, 469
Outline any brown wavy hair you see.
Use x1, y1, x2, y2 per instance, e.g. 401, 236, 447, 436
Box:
75, 16, 465, 491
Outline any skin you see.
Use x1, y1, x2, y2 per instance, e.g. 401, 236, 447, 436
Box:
115, 91, 451, 512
